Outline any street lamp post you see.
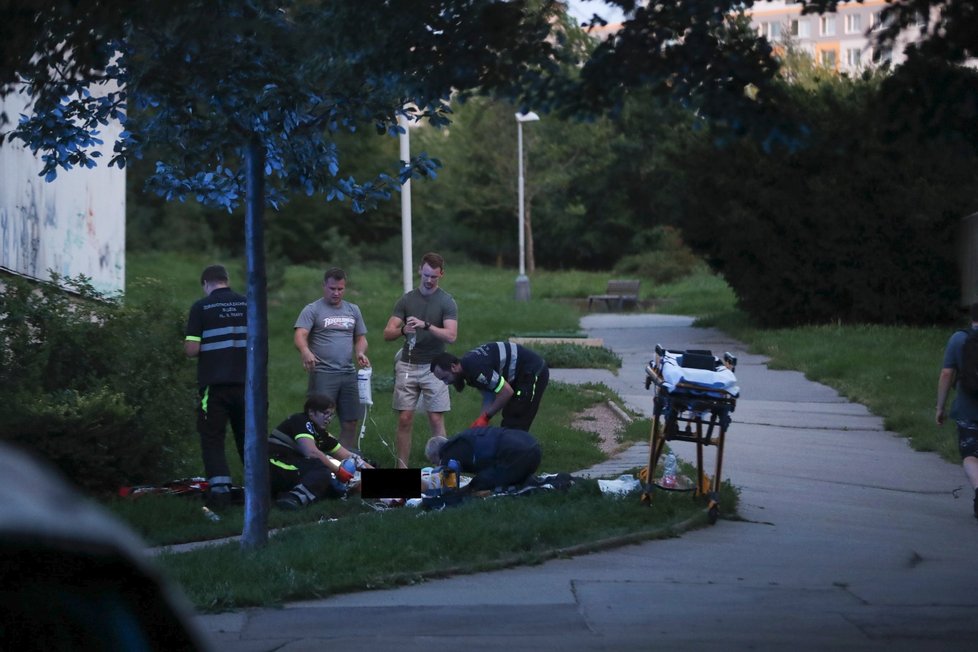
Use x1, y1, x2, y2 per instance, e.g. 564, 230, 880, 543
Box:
398, 113, 413, 294
515, 110, 539, 301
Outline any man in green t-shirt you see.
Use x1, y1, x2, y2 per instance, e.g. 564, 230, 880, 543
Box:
383, 252, 458, 467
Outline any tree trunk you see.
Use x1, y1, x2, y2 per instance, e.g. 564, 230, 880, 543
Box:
241, 135, 270, 550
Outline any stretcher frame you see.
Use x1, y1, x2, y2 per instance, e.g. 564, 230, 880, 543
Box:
640, 345, 738, 524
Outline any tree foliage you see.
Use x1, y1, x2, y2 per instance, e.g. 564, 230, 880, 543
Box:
412, 95, 631, 269
2, 0, 564, 212
549, 1, 791, 145
672, 66, 978, 327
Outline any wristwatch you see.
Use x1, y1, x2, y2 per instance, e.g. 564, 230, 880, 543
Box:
424, 321, 431, 330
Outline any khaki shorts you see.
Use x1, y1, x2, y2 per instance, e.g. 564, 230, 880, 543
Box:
393, 360, 451, 412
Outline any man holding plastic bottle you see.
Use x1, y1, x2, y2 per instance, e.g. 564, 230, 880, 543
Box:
383, 252, 458, 468
294, 267, 370, 451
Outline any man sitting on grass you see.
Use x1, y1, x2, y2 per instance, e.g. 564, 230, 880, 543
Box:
424, 426, 541, 494
269, 394, 371, 510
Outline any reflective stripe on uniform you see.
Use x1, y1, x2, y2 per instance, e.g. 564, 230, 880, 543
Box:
202, 326, 247, 338
200, 340, 247, 352
493, 376, 506, 394
199, 324, 247, 352
496, 341, 519, 382
271, 458, 299, 471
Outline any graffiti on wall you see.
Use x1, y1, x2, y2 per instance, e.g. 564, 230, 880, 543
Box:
0, 91, 126, 295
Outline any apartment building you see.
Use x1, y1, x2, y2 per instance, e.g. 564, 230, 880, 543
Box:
748, 1, 926, 72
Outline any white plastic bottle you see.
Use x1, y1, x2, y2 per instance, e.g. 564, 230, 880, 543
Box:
357, 367, 373, 405
661, 452, 677, 489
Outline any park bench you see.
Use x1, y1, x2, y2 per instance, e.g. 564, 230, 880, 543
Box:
587, 279, 640, 311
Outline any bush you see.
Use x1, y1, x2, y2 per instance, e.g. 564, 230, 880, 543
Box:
675, 72, 976, 327
613, 226, 699, 285
534, 343, 621, 371
0, 274, 197, 494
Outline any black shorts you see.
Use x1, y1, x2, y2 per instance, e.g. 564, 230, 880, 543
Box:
955, 421, 978, 459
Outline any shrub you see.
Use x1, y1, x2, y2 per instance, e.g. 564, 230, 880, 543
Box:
0, 274, 197, 494
613, 226, 699, 285
534, 343, 621, 372
674, 73, 975, 327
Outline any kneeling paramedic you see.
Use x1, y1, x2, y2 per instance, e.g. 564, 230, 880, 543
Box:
425, 426, 541, 494
269, 394, 371, 510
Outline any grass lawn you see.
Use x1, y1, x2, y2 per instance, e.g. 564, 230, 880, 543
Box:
158, 479, 733, 612
120, 253, 962, 610
114, 253, 735, 610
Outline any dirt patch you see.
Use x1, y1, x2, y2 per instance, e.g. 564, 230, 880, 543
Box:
571, 402, 628, 456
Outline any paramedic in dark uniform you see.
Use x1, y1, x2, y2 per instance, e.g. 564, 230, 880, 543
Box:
430, 341, 549, 431
424, 426, 541, 492
184, 264, 247, 509
270, 394, 371, 510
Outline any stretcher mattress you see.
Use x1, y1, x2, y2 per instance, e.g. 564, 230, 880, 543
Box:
658, 352, 739, 397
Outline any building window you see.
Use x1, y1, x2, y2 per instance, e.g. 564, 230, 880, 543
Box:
845, 14, 861, 34
789, 19, 811, 38
759, 21, 782, 40
870, 11, 892, 31
845, 48, 862, 67
820, 15, 836, 36
820, 49, 837, 67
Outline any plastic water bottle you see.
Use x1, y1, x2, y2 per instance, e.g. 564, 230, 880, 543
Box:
661, 452, 677, 489
336, 458, 357, 483
201, 506, 221, 522
421, 466, 442, 493
441, 459, 461, 490
357, 367, 373, 405
407, 330, 417, 352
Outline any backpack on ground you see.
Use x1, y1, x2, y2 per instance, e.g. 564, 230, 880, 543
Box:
959, 329, 978, 397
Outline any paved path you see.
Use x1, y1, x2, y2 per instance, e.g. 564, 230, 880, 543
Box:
195, 314, 978, 651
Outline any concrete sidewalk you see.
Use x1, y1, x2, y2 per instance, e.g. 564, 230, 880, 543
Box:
195, 314, 978, 651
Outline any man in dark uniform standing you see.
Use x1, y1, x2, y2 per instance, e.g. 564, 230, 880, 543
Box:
184, 264, 247, 509
430, 341, 549, 431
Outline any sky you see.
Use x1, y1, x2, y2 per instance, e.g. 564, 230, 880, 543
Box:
564, 0, 627, 25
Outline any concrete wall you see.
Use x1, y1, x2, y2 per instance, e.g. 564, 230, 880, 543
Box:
0, 90, 125, 295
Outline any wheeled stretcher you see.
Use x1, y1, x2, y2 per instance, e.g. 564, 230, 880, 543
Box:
641, 345, 739, 524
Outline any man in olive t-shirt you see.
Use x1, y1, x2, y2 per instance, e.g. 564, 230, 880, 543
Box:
382, 252, 458, 468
